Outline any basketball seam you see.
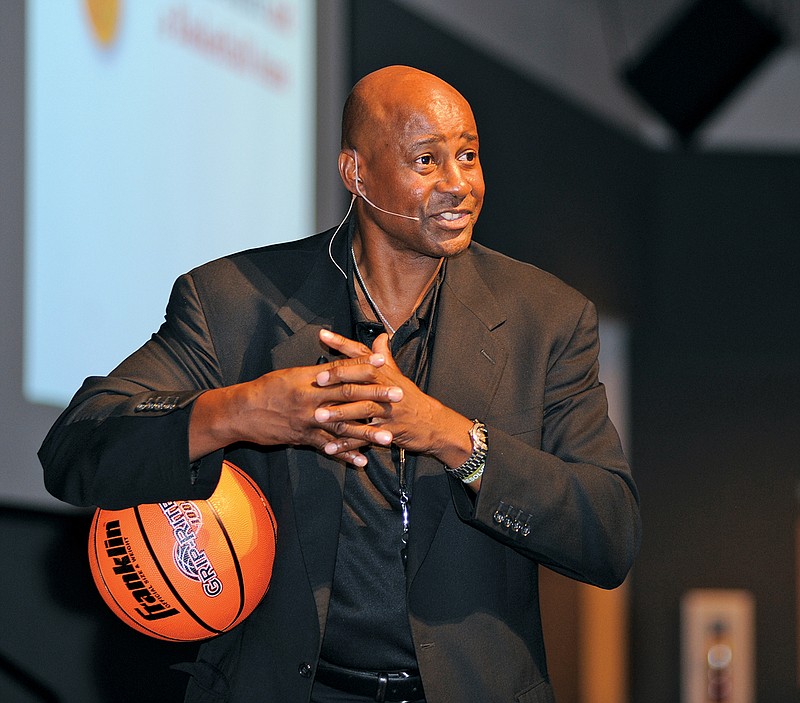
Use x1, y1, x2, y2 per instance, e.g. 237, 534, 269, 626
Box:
208, 504, 246, 630
134, 505, 224, 637
223, 462, 277, 607
225, 461, 278, 542
90, 511, 194, 642
221, 461, 278, 605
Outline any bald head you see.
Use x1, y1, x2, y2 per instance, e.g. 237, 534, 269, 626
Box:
336, 65, 484, 261
341, 66, 473, 152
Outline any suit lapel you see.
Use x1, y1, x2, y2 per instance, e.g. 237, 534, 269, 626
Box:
406, 249, 507, 584
268, 230, 352, 639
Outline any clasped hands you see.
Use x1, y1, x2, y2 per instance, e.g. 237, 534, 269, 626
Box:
313, 328, 452, 467
190, 328, 472, 469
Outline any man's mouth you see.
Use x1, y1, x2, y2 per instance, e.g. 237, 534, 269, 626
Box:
431, 209, 472, 227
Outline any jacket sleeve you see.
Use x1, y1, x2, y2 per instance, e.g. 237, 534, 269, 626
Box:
38, 272, 226, 510
450, 300, 641, 589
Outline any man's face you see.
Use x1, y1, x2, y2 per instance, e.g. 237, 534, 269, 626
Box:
355, 86, 485, 260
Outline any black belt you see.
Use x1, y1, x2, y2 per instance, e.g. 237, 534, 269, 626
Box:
315, 661, 424, 702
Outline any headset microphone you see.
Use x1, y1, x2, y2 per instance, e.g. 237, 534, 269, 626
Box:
353, 151, 421, 221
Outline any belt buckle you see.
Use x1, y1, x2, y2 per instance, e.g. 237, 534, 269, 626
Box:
376, 672, 388, 701
380, 670, 417, 703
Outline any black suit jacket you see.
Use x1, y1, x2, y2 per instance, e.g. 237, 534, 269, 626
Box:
40, 228, 640, 703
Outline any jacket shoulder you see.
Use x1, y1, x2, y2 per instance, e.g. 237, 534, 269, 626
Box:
466, 241, 589, 311
187, 230, 332, 282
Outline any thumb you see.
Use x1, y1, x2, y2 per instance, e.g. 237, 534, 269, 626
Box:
371, 332, 395, 364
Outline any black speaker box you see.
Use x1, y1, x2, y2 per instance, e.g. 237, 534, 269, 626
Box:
622, 0, 782, 140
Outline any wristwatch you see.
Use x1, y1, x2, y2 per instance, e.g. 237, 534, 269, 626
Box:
446, 420, 488, 483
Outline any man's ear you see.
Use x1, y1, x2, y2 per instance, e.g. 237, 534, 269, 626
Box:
338, 150, 358, 196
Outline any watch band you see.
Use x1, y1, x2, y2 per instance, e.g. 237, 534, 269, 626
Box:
446, 420, 487, 483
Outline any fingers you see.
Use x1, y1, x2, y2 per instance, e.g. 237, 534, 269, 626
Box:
312, 329, 407, 463
322, 425, 393, 455
317, 330, 399, 389
315, 402, 394, 449
331, 448, 369, 468
315, 361, 393, 389
314, 425, 389, 468
320, 328, 375, 360
314, 400, 390, 424
315, 359, 404, 408
307, 425, 376, 467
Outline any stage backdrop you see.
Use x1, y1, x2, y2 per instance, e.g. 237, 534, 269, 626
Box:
25, 0, 316, 408
0, 0, 319, 509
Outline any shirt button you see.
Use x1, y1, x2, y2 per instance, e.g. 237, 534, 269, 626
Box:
298, 662, 313, 678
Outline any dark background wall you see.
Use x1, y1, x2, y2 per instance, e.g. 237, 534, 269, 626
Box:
631, 152, 800, 702
0, 508, 196, 703
1, 1, 798, 701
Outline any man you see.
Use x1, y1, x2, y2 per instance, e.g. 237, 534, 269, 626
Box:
40, 66, 641, 702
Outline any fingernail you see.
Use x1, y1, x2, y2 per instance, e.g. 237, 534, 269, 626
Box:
353, 455, 367, 467
374, 430, 392, 445
324, 442, 338, 455
369, 353, 385, 365
315, 407, 331, 422
316, 370, 330, 385
320, 329, 334, 339
387, 387, 403, 402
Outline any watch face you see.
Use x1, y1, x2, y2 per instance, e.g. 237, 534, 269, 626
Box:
447, 421, 487, 480
470, 421, 488, 451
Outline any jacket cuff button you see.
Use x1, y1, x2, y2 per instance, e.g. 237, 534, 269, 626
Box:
298, 662, 313, 678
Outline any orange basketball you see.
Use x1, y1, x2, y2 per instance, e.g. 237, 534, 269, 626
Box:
88, 460, 276, 641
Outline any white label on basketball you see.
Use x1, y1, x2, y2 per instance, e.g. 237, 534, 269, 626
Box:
159, 501, 223, 597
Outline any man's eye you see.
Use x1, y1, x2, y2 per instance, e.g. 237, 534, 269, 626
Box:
416, 154, 433, 166
459, 151, 477, 162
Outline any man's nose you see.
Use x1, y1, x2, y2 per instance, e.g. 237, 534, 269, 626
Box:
437, 159, 471, 196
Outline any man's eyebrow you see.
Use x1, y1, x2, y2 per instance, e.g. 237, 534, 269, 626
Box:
410, 132, 479, 148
